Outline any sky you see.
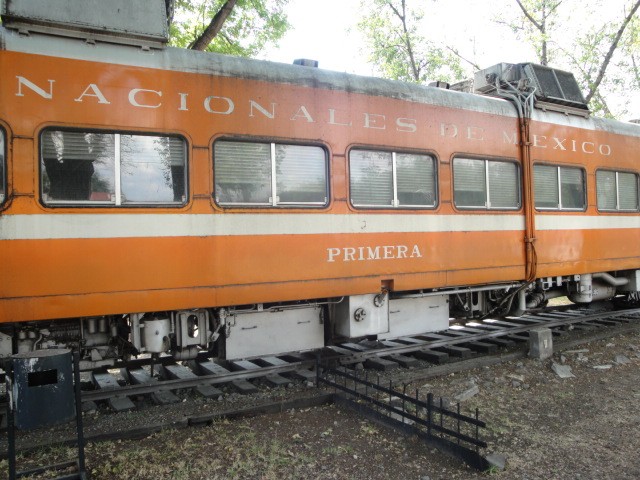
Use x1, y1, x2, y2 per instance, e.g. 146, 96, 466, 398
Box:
260, 0, 371, 74
259, 0, 639, 119
260, 0, 534, 75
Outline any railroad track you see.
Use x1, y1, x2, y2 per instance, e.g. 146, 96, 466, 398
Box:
78, 305, 640, 412
2, 304, 639, 460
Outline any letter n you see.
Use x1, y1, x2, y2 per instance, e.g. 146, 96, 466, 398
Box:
16, 76, 54, 99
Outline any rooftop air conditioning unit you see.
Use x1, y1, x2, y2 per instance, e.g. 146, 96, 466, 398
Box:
474, 62, 589, 114
473, 63, 522, 93
522, 63, 588, 110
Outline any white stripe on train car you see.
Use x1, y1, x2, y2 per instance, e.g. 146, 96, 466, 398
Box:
0, 213, 640, 240
1, 213, 639, 241
1, 213, 526, 240
536, 214, 640, 231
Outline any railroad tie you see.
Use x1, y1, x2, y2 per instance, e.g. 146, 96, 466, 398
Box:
161, 364, 222, 399
197, 360, 259, 394
123, 367, 180, 405
91, 371, 136, 412
258, 356, 315, 382
229, 359, 291, 388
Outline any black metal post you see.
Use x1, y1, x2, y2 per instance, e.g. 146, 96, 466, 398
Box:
7, 361, 16, 480
364, 370, 368, 398
73, 351, 87, 477
475, 408, 480, 453
426, 392, 433, 438
402, 384, 407, 424
457, 403, 461, 445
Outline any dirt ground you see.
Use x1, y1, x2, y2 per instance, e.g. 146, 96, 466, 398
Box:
2, 328, 640, 480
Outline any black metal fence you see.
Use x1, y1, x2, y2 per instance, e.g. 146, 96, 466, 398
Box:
317, 364, 489, 471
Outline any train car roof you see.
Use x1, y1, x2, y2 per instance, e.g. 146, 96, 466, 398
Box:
1, 27, 639, 138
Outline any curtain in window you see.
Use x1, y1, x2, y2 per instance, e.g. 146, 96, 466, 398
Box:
350, 150, 393, 207
453, 158, 486, 207
596, 170, 616, 210
560, 167, 584, 209
214, 141, 271, 205
396, 153, 436, 206
41, 130, 115, 202
276, 145, 326, 204
534, 165, 559, 208
488, 161, 519, 208
618, 172, 638, 210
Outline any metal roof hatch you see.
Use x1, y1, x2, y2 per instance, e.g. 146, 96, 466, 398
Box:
0, 0, 169, 48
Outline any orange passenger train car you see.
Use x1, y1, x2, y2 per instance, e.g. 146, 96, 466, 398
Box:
0, 0, 639, 367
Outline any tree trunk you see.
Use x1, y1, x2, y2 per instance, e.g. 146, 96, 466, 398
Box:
586, 0, 640, 102
190, 0, 238, 51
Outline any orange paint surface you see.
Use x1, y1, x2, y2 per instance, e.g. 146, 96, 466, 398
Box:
1, 48, 639, 324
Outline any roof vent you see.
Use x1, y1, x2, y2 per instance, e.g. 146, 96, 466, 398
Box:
428, 81, 450, 89
474, 63, 590, 115
293, 59, 319, 68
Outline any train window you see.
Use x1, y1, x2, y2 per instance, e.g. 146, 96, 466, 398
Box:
453, 158, 520, 210
534, 165, 586, 210
349, 149, 436, 208
214, 140, 327, 207
0, 129, 5, 203
41, 129, 187, 206
596, 170, 639, 211
276, 144, 327, 204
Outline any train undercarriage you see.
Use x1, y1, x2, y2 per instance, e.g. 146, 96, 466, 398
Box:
2, 269, 639, 369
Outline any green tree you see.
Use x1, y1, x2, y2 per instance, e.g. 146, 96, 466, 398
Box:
626, 14, 640, 89
356, 0, 464, 83
499, 0, 640, 118
563, 0, 640, 117
499, 0, 563, 66
170, 0, 290, 56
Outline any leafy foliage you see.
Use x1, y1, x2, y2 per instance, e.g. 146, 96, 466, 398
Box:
357, 0, 464, 84
169, 0, 290, 56
498, 0, 640, 118
497, 0, 562, 66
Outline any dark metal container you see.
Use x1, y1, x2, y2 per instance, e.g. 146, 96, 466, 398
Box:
11, 349, 75, 430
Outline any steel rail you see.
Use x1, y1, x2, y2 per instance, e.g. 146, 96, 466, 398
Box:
78, 306, 640, 403
329, 307, 640, 364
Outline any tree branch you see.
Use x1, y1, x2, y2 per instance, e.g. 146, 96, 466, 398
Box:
190, 0, 238, 51
387, 0, 421, 81
585, 0, 640, 102
632, 54, 640, 88
547, 1, 563, 16
445, 45, 481, 71
594, 91, 612, 117
515, 0, 543, 32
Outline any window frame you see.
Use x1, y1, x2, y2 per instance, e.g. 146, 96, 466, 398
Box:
596, 169, 640, 212
39, 127, 189, 208
213, 138, 330, 209
533, 163, 587, 212
452, 156, 522, 211
0, 126, 6, 205
348, 147, 438, 210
